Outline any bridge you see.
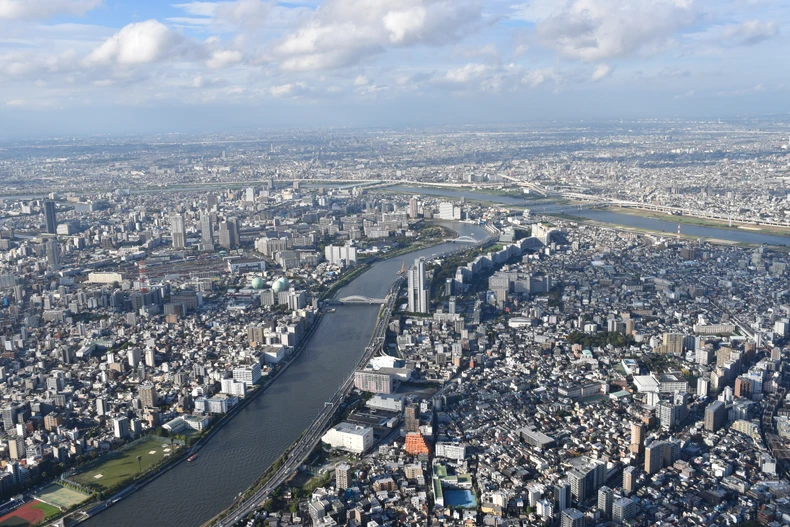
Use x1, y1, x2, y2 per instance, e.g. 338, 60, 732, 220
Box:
325, 295, 387, 305
446, 235, 479, 243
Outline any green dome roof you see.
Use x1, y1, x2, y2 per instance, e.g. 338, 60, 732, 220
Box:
251, 277, 265, 289
272, 277, 290, 293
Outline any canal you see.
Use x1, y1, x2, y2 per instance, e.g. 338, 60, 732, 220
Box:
84, 222, 488, 527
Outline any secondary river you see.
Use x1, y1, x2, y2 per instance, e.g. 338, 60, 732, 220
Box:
84, 221, 488, 527
388, 186, 790, 247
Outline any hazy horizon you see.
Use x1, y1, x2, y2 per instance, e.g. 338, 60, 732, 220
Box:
1, 0, 788, 137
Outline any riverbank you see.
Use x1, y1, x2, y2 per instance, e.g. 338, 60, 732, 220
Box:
70, 312, 327, 525
548, 211, 790, 248
608, 206, 790, 236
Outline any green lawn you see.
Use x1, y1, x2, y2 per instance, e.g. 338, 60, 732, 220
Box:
30, 502, 59, 521
70, 439, 180, 493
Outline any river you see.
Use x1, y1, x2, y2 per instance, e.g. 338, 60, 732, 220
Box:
84, 221, 488, 527
387, 186, 790, 247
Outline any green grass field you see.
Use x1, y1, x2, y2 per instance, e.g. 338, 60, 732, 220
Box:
70, 439, 180, 493
35, 484, 90, 509
0, 500, 60, 527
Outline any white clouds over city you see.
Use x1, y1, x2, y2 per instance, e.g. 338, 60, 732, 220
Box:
0, 0, 787, 128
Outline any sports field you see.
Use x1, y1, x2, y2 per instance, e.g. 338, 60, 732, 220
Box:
0, 500, 59, 527
35, 484, 90, 509
70, 439, 180, 492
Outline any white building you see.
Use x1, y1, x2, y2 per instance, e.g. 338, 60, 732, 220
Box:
232, 363, 262, 386
437, 202, 461, 220
321, 422, 373, 454
221, 378, 248, 397
324, 244, 358, 266
435, 442, 467, 461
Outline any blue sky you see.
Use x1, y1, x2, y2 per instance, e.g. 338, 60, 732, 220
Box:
0, 0, 788, 136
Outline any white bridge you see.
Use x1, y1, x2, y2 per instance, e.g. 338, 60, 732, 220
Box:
326, 295, 387, 305
447, 236, 478, 243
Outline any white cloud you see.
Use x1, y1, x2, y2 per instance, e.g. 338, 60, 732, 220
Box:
85, 20, 194, 66
267, 0, 482, 71
0, 0, 101, 20
521, 67, 562, 87
206, 49, 242, 68
591, 63, 612, 81
723, 20, 779, 45
172, 2, 219, 17
214, 0, 274, 29
533, 0, 698, 61
442, 63, 491, 84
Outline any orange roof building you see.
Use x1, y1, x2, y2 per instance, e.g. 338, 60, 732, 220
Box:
404, 432, 430, 455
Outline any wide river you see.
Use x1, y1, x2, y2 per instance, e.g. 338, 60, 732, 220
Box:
388, 186, 790, 247
84, 221, 488, 527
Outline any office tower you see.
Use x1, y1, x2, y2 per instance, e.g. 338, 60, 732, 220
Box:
622, 466, 636, 495
645, 442, 664, 475
560, 508, 584, 527
630, 422, 645, 455
170, 213, 186, 249
43, 200, 57, 234
405, 404, 420, 432
336, 463, 352, 490
219, 217, 239, 250
96, 398, 108, 416
613, 497, 638, 523
139, 382, 159, 408
200, 213, 213, 248
448, 297, 457, 315
409, 197, 419, 219
704, 400, 727, 432
554, 482, 571, 512
598, 486, 613, 519
8, 437, 25, 460
46, 239, 60, 269
407, 257, 429, 313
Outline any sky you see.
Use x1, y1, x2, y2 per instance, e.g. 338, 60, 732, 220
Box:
0, 0, 788, 136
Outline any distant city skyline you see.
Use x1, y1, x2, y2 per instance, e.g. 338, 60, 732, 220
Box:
0, 0, 788, 136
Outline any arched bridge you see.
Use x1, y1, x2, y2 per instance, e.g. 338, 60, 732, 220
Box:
446, 235, 478, 243
326, 295, 387, 305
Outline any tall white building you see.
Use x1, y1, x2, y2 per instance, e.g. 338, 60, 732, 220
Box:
408, 257, 429, 313
200, 213, 213, 248
325, 244, 358, 266
170, 213, 186, 249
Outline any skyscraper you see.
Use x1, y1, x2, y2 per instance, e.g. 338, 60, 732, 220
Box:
407, 257, 429, 313
645, 442, 664, 475
630, 422, 645, 455
405, 404, 420, 432
409, 197, 419, 219
704, 400, 727, 432
200, 213, 213, 249
43, 200, 57, 234
170, 213, 186, 250
46, 239, 60, 269
219, 217, 240, 250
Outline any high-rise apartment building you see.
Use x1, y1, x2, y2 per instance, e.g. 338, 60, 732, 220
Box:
200, 213, 213, 248
336, 463, 352, 490
170, 213, 186, 249
407, 257, 429, 313
405, 404, 420, 432
43, 200, 57, 234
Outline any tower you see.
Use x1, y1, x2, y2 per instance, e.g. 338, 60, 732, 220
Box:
170, 213, 186, 250
405, 404, 420, 432
407, 257, 429, 313
598, 486, 613, 519
630, 422, 645, 455
43, 200, 57, 234
200, 213, 213, 249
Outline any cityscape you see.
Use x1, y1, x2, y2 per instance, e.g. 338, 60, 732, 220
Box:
1, 0, 790, 527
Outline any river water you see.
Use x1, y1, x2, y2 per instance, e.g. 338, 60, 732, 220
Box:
84, 222, 487, 527
388, 186, 790, 247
